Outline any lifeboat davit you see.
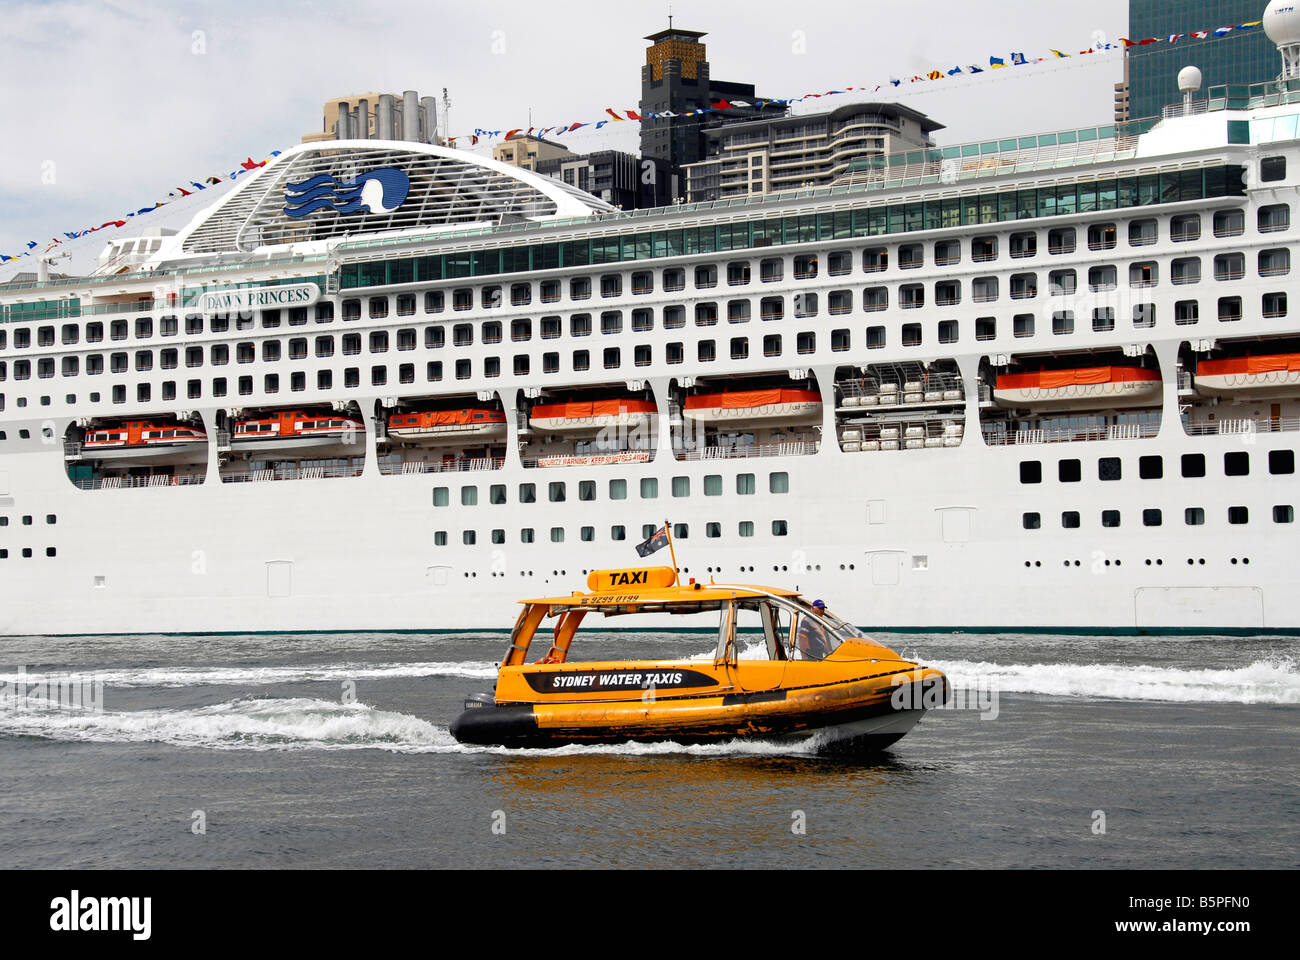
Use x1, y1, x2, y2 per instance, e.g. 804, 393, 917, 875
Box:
230, 410, 364, 455
682, 388, 822, 425
994, 367, 1162, 412
387, 408, 507, 442
79, 420, 208, 465
1195, 353, 1300, 399
529, 399, 656, 433
449, 567, 949, 754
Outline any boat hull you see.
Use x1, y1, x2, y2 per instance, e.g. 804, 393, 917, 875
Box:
450, 670, 948, 752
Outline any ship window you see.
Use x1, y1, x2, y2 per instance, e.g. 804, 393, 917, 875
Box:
425, 326, 444, 349
426, 362, 442, 382
1088, 266, 1117, 292
664, 306, 685, 329
1020, 461, 1042, 484
632, 309, 653, 333
550, 527, 565, 543
1274, 505, 1295, 523
601, 312, 622, 335
611, 525, 626, 541
699, 341, 716, 362
1013, 314, 1035, 338
1058, 459, 1081, 482
543, 352, 559, 374
1214, 209, 1245, 238
1022, 512, 1041, 530
1261, 156, 1286, 182
1099, 457, 1121, 481
600, 275, 622, 298
1269, 450, 1295, 475
696, 302, 718, 326
672, 476, 690, 497
728, 300, 752, 323
342, 300, 361, 321
866, 326, 886, 349
490, 529, 505, 545
264, 373, 278, 394
1170, 214, 1201, 242
371, 366, 387, 386
1048, 269, 1076, 295
579, 480, 596, 502
88, 322, 105, 342
763, 334, 782, 357
899, 285, 923, 310
864, 247, 888, 272
1174, 300, 1199, 325
1092, 308, 1115, 332
315, 336, 334, 358
769, 472, 790, 494
573, 350, 590, 371
433, 487, 449, 507
1224, 451, 1249, 476
315, 302, 334, 323
1218, 296, 1242, 322
1130, 262, 1158, 287
1171, 257, 1200, 284
1228, 506, 1249, 525
453, 289, 473, 311
663, 268, 685, 292
1052, 311, 1074, 335
570, 277, 592, 300
971, 236, 996, 262
1129, 219, 1157, 246
739, 521, 755, 538
1182, 453, 1206, 478
1133, 303, 1156, 329
210, 344, 227, 365
703, 475, 722, 496
1139, 456, 1163, 479
793, 255, 817, 279
863, 286, 888, 312
771, 520, 787, 536
548, 482, 565, 503
455, 359, 470, 380
736, 473, 756, 495
461, 486, 477, 506
1061, 511, 1080, 529
1258, 204, 1289, 233
482, 286, 502, 310
902, 323, 922, 347
424, 292, 445, 314
1087, 223, 1116, 251
641, 477, 658, 499
570, 314, 592, 337
111, 320, 128, 341
1101, 510, 1121, 528
462, 530, 476, 545
609, 479, 627, 500
211, 378, 227, 397
641, 524, 657, 540
519, 483, 536, 504
1214, 253, 1245, 281
521, 528, 535, 544
317, 371, 332, 390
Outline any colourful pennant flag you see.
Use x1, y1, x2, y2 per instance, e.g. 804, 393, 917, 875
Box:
1050, 49, 1070, 58
947, 66, 963, 75
990, 56, 1006, 68
1167, 34, 1184, 44
927, 70, 942, 80
1011, 52, 1027, 64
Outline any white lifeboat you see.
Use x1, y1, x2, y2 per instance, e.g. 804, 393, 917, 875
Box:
387, 408, 507, 442
682, 388, 822, 425
1195, 354, 1300, 399
529, 399, 656, 433
230, 409, 364, 456
994, 367, 1162, 412
80, 419, 208, 466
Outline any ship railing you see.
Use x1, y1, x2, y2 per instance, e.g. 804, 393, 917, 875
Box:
220, 463, 364, 483
981, 423, 1160, 446
1163, 100, 1209, 119
1184, 417, 1300, 436
71, 474, 206, 490
64, 441, 83, 459
386, 457, 505, 474
521, 451, 653, 469
674, 441, 820, 461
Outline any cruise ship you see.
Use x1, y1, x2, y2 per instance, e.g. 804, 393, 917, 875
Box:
5, 29, 1300, 635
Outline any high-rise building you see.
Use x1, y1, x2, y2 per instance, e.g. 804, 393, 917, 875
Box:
638, 26, 787, 182
1123, 1, 1278, 121
681, 103, 942, 203
492, 135, 573, 171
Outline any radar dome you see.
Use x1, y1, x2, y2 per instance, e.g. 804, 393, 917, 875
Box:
1265, 0, 1300, 47
1178, 65, 1203, 93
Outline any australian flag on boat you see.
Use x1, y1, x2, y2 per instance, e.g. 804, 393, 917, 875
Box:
282, 167, 410, 218
636, 525, 670, 558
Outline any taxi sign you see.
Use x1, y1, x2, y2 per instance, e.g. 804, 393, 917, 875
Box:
586, 566, 677, 591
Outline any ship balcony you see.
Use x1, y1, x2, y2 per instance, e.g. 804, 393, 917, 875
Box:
674, 440, 820, 462
71, 474, 206, 490
981, 422, 1159, 446
1184, 416, 1300, 437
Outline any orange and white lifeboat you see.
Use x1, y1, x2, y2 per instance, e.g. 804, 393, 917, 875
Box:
230, 410, 364, 455
682, 388, 822, 425
1195, 354, 1300, 399
994, 367, 1162, 412
529, 399, 656, 433
387, 408, 507, 442
81, 420, 208, 464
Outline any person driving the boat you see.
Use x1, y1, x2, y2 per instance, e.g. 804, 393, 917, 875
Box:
794, 600, 833, 660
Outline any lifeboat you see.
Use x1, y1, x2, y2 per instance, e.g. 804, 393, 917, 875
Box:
682, 388, 822, 425
529, 399, 656, 433
230, 409, 364, 456
387, 407, 507, 442
994, 367, 1162, 412
450, 567, 949, 754
79, 419, 208, 465
1195, 353, 1300, 399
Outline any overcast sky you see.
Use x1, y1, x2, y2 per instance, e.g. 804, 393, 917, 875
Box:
0, 0, 1140, 257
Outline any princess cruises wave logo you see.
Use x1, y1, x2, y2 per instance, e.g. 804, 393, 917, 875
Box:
282, 167, 410, 218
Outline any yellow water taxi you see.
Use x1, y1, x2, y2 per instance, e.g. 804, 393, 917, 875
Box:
450, 566, 949, 753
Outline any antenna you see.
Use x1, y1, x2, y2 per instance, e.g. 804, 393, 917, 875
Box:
442, 87, 452, 140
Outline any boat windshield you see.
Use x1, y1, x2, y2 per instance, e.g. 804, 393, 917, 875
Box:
785, 601, 865, 660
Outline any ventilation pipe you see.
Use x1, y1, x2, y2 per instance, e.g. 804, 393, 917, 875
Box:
403, 90, 420, 141
377, 94, 395, 140
421, 96, 438, 143
356, 98, 369, 139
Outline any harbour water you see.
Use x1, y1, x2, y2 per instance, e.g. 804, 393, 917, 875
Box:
1, 630, 1296, 869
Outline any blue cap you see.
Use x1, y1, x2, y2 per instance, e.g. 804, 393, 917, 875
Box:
812, 599, 826, 609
